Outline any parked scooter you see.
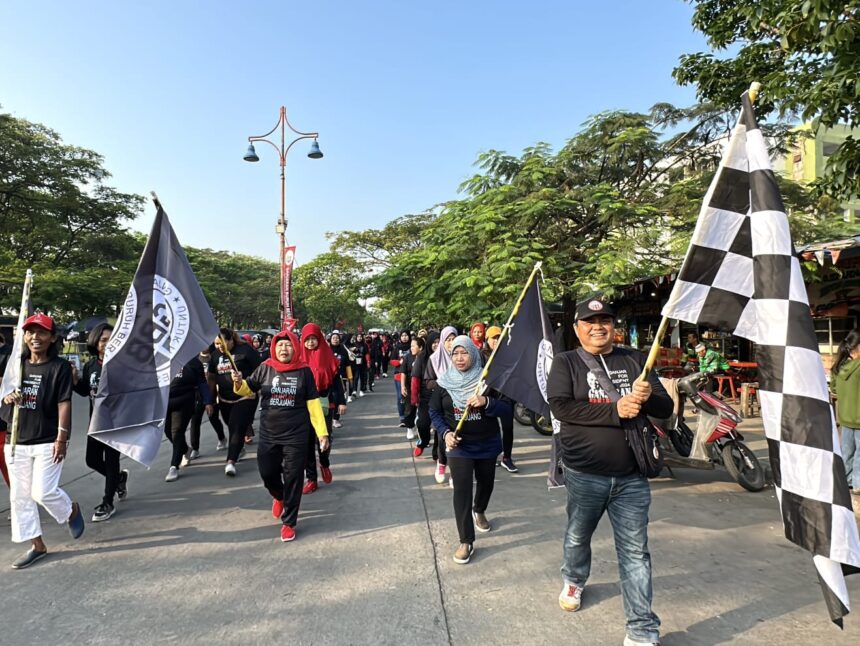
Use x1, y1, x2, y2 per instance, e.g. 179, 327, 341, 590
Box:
651, 371, 766, 492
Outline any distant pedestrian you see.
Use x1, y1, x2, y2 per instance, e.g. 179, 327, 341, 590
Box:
469, 322, 486, 350
390, 330, 411, 425
426, 326, 457, 485
484, 325, 517, 473
1, 314, 85, 569
833, 328, 860, 495
163, 354, 213, 483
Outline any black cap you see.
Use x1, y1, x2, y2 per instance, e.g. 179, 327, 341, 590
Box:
575, 299, 616, 321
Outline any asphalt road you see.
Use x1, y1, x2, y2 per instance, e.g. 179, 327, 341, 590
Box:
1, 387, 858, 645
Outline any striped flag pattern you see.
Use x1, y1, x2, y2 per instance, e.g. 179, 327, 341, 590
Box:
662, 91, 860, 626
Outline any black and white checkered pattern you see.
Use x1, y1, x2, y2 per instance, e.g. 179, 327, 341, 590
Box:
662, 92, 860, 627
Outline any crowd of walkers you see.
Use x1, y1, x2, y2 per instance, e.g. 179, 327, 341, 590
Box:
1, 309, 727, 646
0, 319, 521, 560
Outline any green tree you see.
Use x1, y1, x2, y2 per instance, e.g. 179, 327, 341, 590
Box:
674, 0, 860, 201
292, 252, 370, 330
0, 110, 145, 319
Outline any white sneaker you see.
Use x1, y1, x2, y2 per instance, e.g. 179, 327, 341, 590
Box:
449, 478, 454, 489
358, 390, 365, 398
435, 462, 446, 484
559, 582, 583, 612
347, 396, 353, 403
332, 420, 343, 429
165, 466, 179, 482
189, 449, 200, 460
406, 427, 416, 440
180, 455, 191, 467
382, 372, 388, 378
622, 637, 660, 646
225, 463, 237, 477
216, 440, 227, 451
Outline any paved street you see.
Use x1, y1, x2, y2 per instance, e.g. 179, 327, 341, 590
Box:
1, 386, 858, 645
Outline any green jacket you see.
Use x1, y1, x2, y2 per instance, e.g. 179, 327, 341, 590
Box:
699, 348, 729, 374
834, 358, 860, 428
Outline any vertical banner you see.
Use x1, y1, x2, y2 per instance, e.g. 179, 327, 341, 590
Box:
283, 245, 296, 330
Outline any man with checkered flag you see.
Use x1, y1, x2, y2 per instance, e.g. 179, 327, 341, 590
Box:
662, 85, 860, 627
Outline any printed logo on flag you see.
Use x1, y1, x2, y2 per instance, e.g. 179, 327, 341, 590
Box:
105, 286, 138, 364
152, 275, 190, 386
535, 339, 554, 402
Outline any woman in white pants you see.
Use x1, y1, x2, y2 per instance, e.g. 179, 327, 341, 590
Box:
1, 313, 85, 569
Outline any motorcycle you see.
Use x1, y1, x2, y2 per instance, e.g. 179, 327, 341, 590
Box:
513, 402, 554, 437
650, 371, 766, 492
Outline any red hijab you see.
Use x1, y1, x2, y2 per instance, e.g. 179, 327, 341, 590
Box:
264, 329, 308, 372
300, 323, 339, 392
470, 322, 486, 349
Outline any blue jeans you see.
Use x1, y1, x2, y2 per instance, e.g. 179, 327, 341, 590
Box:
395, 379, 405, 420
562, 465, 660, 642
842, 426, 860, 490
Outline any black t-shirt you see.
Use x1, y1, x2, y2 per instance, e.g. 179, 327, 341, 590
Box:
429, 386, 501, 446
2, 356, 73, 445
209, 344, 261, 402
245, 364, 319, 444
72, 357, 103, 417
169, 358, 207, 406
547, 347, 673, 477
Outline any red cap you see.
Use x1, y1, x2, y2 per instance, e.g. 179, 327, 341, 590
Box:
22, 313, 54, 332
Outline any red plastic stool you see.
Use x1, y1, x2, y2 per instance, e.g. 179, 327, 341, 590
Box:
714, 374, 737, 401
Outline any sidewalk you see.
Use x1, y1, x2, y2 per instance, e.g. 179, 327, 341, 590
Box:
0, 387, 857, 645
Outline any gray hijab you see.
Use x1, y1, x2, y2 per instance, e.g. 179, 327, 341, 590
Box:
437, 335, 483, 409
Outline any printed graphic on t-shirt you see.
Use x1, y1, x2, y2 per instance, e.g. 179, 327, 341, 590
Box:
453, 406, 482, 422
216, 355, 232, 375
269, 375, 298, 408
20, 373, 42, 410
587, 368, 632, 403
89, 371, 100, 397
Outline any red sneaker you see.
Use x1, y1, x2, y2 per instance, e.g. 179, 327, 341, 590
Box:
272, 498, 284, 519
302, 480, 318, 494
413, 446, 424, 457
320, 466, 333, 484
280, 525, 296, 542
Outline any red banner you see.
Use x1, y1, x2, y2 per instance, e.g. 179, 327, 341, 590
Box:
283, 245, 296, 329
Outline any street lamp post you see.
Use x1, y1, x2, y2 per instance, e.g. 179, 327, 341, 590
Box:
244, 106, 322, 330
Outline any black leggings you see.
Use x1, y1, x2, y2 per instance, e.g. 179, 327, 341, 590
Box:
416, 398, 432, 448
165, 396, 195, 468
219, 398, 258, 462
86, 435, 121, 506
306, 415, 333, 481
190, 395, 225, 448
448, 456, 496, 544
500, 412, 514, 459
432, 427, 448, 466
257, 439, 306, 527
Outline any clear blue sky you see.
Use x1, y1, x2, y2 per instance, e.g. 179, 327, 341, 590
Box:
1, 1, 709, 266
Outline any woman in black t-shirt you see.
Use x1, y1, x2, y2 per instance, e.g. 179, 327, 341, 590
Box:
209, 328, 261, 477
231, 329, 329, 542
72, 323, 129, 522
163, 355, 213, 483
1, 314, 85, 569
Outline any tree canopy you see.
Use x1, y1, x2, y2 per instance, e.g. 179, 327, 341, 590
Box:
674, 0, 860, 201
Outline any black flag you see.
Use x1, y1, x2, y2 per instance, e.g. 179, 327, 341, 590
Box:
483, 274, 563, 487
88, 205, 219, 466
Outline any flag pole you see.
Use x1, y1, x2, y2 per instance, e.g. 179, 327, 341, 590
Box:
8, 269, 34, 462
454, 261, 542, 440
637, 81, 761, 383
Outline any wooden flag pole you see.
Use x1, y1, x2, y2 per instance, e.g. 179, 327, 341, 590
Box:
8, 269, 34, 462
453, 261, 542, 440
638, 81, 761, 383
218, 335, 239, 373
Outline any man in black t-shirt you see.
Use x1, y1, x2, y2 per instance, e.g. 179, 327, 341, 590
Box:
547, 300, 671, 646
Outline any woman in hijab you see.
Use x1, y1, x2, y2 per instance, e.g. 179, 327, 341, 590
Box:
390, 330, 412, 426
411, 331, 439, 457
429, 335, 510, 564
426, 326, 458, 484
300, 323, 346, 494
469, 322, 486, 350
231, 330, 329, 542
328, 331, 353, 427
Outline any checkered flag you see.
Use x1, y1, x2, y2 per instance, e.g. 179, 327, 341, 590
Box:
662, 90, 860, 627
